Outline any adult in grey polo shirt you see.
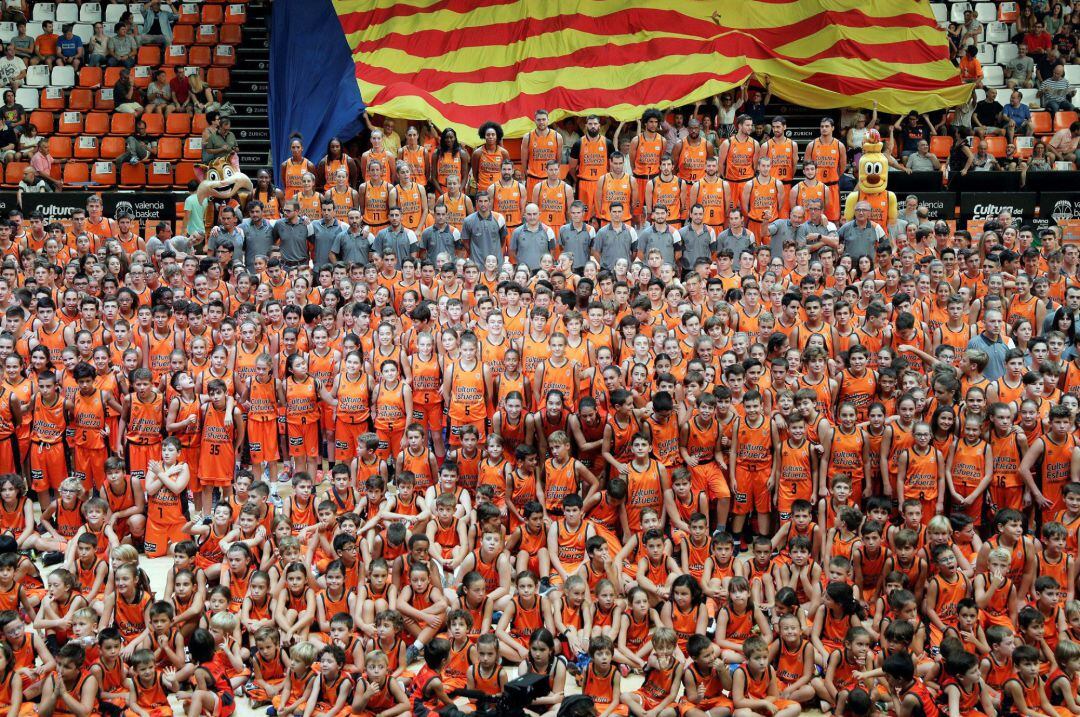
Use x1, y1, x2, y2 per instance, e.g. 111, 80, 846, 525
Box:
593, 202, 637, 270
335, 209, 371, 265
271, 200, 314, 266
236, 200, 275, 267
509, 204, 555, 272
206, 207, 244, 255
716, 208, 755, 259
765, 205, 805, 258
795, 198, 837, 256
557, 201, 595, 273
679, 204, 715, 272
837, 201, 887, 262
636, 205, 680, 266
421, 204, 461, 263
967, 309, 1011, 380
311, 199, 346, 267
459, 193, 506, 265
371, 208, 418, 264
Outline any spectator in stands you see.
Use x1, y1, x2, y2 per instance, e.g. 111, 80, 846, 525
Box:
963, 140, 1000, 173
974, 88, 1011, 138
1048, 121, 1080, 164
28, 139, 60, 189
845, 100, 878, 159
1005, 44, 1036, 89
113, 119, 155, 167
946, 22, 963, 59
892, 111, 936, 158
113, 68, 142, 114
1045, 3, 1066, 35
1001, 143, 1027, 172
16, 167, 49, 201
0, 90, 23, 135
381, 117, 401, 155
86, 23, 109, 67
9, 22, 32, 64
958, 45, 983, 86
145, 70, 179, 116
140, 0, 179, 46
0, 125, 15, 164
904, 140, 941, 172
201, 113, 237, 163
1016, 5, 1039, 38
1003, 90, 1034, 139
960, 9, 982, 47
15, 122, 36, 160
1053, 22, 1075, 63
1039, 64, 1076, 112
107, 23, 138, 68
1025, 21, 1054, 76
1, 1, 26, 22
743, 79, 772, 133
0, 44, 26, 91
1028, 141, 1054, 171
187, 66, 219, 113
56, 24, 84, 72
31, 20, 58, 68
183, 179, 208, 241
170, 69, 191, 112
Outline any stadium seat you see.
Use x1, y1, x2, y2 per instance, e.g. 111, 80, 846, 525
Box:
212, 45, 235, 67
4, 162, 27, 185
220, 24, 241, 45
84, 111, 109, 136
191, 113, 208, 134
51, 65, 75, 88
1019, 87, 1039, 107
110, 113, 135, 135
1015, 135, 1034, 159
930, 3, 947, 24
0, 23, 15, 44
27, 22, 44, 38
100, 136, 125, 159
137, 45, 161, 66
224, 4, 247, 23
38, 86, 64, 110
985, 135, 1007, 158
78, 66, 102, 88
148, 161, 173, 187
165, 112, 191, 136
140, 112, 164, 137
157, 137, 181, 160
29, 111, 54, 134
999, 2, 1018, 22
74, 135, 98, 159
929, 135, 953, 160
68, 88, 92, 112
32, 3, 55, 21
195, 24, 218, 45
178, 3, 200, 24
1031, 111, 1053, 135
973, 2, 995, 22
79, 2, 101, 23
1054, 161, 1076, 171
48, 136, 72, 159
164, 44, 188, 66
188, 45, 211, 66
201, 5, 224, 24
94, 88, 114, 111
949, 2, 970, 24
1056, 111, 1079, 131
172, 24, 194, 46
985, 22, 1009, 43
104, 4, 126, 24
24, 65, 49, 88
133, 65, 153, 88
14, 87, 38, 111
995, 43, 1018, 64
182, 136, 202, 160
90, 160, 116, 186
72, 22, 92, 40
119, 162, 146, 188
982, 65, 1004, 87
1065, 65, 1080, 87
55, 3, 78, 22
975, 43, 993, 65
207, 68, 229, 89
103, 67, 123, 87
58, 111, 83, 135
174, 161, 197, 188
63, 161, 90, 184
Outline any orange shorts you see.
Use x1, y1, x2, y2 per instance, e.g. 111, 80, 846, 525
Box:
988, 482, 1023, 514
412, 402, 443, 433
577, 179, 598, 220
688, 461, 730, 501
145, 518, 186, 558
127, 442, 162, 481
776, 481, 813, 519
0, 435, 18, 474
287, 421, 319, 458
29, 441, 67, 492
180, 443, 201, 491
952, 482, 984, 520
375, 426, 404, 461
248, 420, 280, 465
525, 175, 543, 197
732, 465, 771, 516
333, 420, 366, 461
320, 403, 335, 431
73, 445, 109, 490
448, 419, 485, 448
746, 218, 766, 242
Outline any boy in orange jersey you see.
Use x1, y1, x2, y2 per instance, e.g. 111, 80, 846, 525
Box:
679, 393, 731, 533
123, 368, 165, 482
198, 379, 246, 506
27, 370, 66, 499
66, 362, 122, 492
771, 413, 817, 524
680, 633, 732, 717
547, 494, 595, 587
1020, 404, 1080, 515
729, 390, 777, 543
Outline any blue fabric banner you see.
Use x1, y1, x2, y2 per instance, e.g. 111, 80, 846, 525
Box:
268, 0, 366, 171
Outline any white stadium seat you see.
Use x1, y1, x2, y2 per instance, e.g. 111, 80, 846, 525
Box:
1065, 65, 1080, 87
51, 65, 75, 88
995, 43, 1018, 64
24, 64, 49, 88
950, 2, 971, 24
104, 4, 126, 24
14, 87, 38, 111
930, 3, 948, 24
31, 2, 54, 22
974, 2, 997, 23
79, 2, 101, 23
0, 22, 15, 43
1018, 87, 1039, 107
982, 64, 1004, 87
976, 43, 994, 64
55, 3, 78, 23
985, 22, 1010, 43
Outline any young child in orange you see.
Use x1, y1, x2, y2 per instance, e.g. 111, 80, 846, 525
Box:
198, 378, 245, 506
350, 649, 409, 717
67, 362, 122, 491
731, 636, 800, 717
125, 648, 176, 717
624, 627, 682, 717
275, 641, 319, 717
770, 613, 816, 705
143, 437, 190, 559
124, 368, 165, 483
680, 633, 732, 717
26, 370, 67, 499
580, 635, 626, 716
36, 477, 84, 555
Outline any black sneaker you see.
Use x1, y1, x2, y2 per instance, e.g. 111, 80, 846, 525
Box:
42, 551, 64, 566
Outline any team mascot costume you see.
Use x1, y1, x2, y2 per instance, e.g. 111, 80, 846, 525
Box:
196, 153, 253, 226
843, 128, 897, 228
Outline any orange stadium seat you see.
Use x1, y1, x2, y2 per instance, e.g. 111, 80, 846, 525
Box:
191, 113, 208, 134
220, 25, 241, 45
63, 161, 90, 184
157, 136, 181, 160
1055, 111, 1079, 131
985, 135, 1007, 158
1032, 111, 1053, 135
201, 5, 224, 24
165, 45, 188, 67
141, 113, 164, 136
182, 136, 202, 160
119, 162, 146, 188
110, 113, 135, 135
73, 135, 98, 159
133, 66, 153, 88
90, 160, 116, 186
78, 66, 102, 88
195, 24, 218, 45
165, 112, 191, 136
58, 111, 83, 135
68, 88, 92, 112
48, 136, 72, 159
29, 111, 54, 134
94, 88, 115, 111
4, 162, 27, 185
84, 111, 110, 136
172, 24, 194, 46
103, 67, 123, 87
213, 45, 235, 67
999, 2, 1018, 22
137, 45, 161, 67
207, 68, 229, 89
38, 87, 64, 110
224, 4, 246, 23
174, 161, 197, 188
188, 46, 211, 67
929, 135, 953, 160
148, 161, 173, 186
100, 136, 125, 159
177, 3, 199, 24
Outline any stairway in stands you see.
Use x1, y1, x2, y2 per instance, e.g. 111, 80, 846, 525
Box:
228, 0, 271, 175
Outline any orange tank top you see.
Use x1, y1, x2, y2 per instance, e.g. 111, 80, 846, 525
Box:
633, 134, 663, 177
696, 176, 727, 227
526, 131, 559, 178
364, 181, 390, 226
492, 181, 523, 226
724, 137, 757, 181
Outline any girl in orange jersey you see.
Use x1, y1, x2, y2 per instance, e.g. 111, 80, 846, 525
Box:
278, 354, 336, 478
307, 325, 341, 458
402, 333, 444, 460
770, 612, 816, 704
274, 562, 316, 644
396, 561, 447, 653
0, 475, 34, 550
715, 575, 771, 664
442, 333, 489, 448
101, 562, 152, 650
0, 355, 26, 478
661, 575, 709, 660
371, 361, 412, 463
617, 586, 661, 671
515, 629, 567, 717
165, 371, 201, 490
240, 355, 282, 484
897, 423, 945, 523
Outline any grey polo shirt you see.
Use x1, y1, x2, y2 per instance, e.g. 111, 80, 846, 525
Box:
558, 222, 595, 271
837, 219, 886, 262
593, 223, 638, 271
336, 228, 371, 265
311, 218, 345, 267
679, 223, 716, 271
509, 223, 555, 272
372, 225, 419, 264
637, 224, 680, 266
716, 227, 754, 260
207, 226, 243, 256
460, 211, 506, 265
271, 218, 314, 264
967, 332, 1012, 381
421, 223, 461, 263
766, 219, 799, 258
237, 218, 274, 267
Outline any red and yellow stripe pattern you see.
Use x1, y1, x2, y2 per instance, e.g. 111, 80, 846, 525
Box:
334, 0, 972, 138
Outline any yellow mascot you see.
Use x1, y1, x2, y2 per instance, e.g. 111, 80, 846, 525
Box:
843, 128, 897, 229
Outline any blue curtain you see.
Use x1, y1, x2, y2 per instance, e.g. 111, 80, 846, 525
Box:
269, 0, 366, 170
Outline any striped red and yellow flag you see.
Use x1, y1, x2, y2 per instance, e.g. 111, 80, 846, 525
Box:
334, 0, 971, 139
